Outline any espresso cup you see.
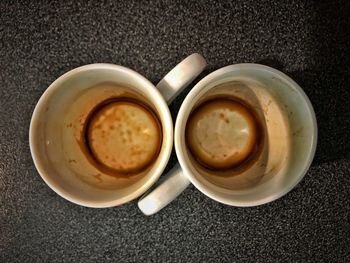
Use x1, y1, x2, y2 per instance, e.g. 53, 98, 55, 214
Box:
138, 64, 317, 215
29, 54, 207, 207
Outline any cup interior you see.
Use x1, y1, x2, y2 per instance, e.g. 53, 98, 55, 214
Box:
175, 64, 317, 206
30, 64, 173, 207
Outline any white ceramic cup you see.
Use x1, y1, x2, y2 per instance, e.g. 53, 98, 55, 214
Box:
138, 64, 317, 215
29, 54, 207, 208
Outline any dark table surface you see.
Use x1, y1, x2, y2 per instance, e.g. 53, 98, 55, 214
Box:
1, 1, 350, 262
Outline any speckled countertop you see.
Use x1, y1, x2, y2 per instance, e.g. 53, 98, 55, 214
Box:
1, 1, 349, 262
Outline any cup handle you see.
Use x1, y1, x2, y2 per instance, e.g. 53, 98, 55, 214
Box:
156, 53, 207, 103
138, 53, 206, 215
138, 164, 190, 215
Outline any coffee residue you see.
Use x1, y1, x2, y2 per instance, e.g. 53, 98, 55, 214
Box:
78, 97, 163, 177
185, 96, 264, 175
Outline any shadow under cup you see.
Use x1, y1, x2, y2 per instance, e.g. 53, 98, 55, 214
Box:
30, 65, 172, 207
176, 65, 317, 206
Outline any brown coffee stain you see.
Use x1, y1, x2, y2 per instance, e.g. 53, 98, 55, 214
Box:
93, 173, 103, 183
262, 100, 272, 115
77, 97, 163, 177
219, 113, 230, 123
186, 96, 265, 173
292, 127, 303, 137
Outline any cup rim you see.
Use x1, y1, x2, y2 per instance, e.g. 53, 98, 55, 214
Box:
29, 63, 173, 208
175, 63, 318, 207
